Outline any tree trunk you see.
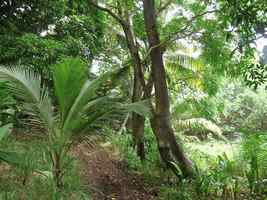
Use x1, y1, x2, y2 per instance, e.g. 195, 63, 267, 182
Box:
52, 151, 63, 188
121, 18, 146, 160
88, 0, 147, 160
142, 0, 194, 176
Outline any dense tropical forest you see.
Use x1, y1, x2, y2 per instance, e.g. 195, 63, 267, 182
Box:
0, 0, 267, 199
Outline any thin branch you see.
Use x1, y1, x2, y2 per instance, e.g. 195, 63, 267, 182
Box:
230, 34, 264, 58
141, 9, 220, 64
157, 0, 174, 16
88, 0, 126, 26
168, 9, 219, 38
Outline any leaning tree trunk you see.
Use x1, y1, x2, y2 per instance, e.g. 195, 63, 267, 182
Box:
131, 71, 145, 160
88, 0, 147, 160
121, 17, 146, 160
142, 0, 194, 176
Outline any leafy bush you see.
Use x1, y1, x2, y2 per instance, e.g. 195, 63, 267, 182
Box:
112, 123, 267, 199
215, 79, 267, 133
55, 15, 104, 58
111, 124, 161, 178
0, 136, 89, 199
0, 33, 97, 83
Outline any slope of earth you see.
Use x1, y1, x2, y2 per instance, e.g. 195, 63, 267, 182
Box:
73, 141, 158, 200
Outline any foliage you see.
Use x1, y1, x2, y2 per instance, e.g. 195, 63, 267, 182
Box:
0, 136, 89, 199
221, 0, 267, 37
0, 0, 105, 83
0, 57, 149, 188
0, 83, 17, 125
241, 133, 267, 185
165, 50, 221, 123
110, 124, 161, 177
0, 0, 266, 198
0, 0, 105, 36
0, 0, 65, 34
113, 122, 267, 199
0, 34, 66, 74
244, 62, 267, 89
54, 13, 105, 57
175, 118, 226, 141
214, 79, 267, 133
0, 124, 22, 166
0, 32, 101, 78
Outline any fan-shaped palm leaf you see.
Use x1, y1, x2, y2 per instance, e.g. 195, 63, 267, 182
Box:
0, 66, 54, 130
166, 53, 204, 91
53, 58, 131, 133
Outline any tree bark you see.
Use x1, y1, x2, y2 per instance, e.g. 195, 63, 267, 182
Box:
88, 0, 147, 160
121, 16, 146, 160
142, 0, 194, 176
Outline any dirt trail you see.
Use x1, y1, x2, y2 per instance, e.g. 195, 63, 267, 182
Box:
73, 142, 158, 200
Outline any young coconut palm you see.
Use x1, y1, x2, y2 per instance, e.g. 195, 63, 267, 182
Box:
0, 58, 150, 188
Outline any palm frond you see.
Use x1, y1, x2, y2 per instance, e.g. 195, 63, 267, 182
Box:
166, 53, 205, 91
0, 150, 25, 167
53, 58, 88, 124
0, 66, 54, 130
176, 118, 227, 141
0, 123, 12, 141
62, 73, 117, 132
117, 100, 152, 118
0, 66, 41, 102
53, 58, 129, 133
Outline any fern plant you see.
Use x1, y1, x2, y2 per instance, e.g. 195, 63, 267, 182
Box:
241, 133, 267, 194
0, 58, 149, 188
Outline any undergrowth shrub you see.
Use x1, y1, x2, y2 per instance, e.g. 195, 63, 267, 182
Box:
110, 124, 161, 181
241, 132, 267, 195
111, 124, 267, 199
215, 80, 267, 133
0, 136, 89, 199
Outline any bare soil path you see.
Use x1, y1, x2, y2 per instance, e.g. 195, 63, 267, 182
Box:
73, 141, 158, 200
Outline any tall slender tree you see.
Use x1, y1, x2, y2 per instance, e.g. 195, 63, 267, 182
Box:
88, 0, 147, 160
89, 0, 194, 176
142, 0, 194, 176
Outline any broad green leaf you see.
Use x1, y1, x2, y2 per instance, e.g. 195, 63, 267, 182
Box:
0, 124, 13, 141
0, 151, 24, 167
53, 57, 88, 124
61, 61, 128, 133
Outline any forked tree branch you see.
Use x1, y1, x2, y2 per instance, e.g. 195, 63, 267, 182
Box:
157, 0, 174, 15
88, 0, 126, 26
141, 9, 220, 63
230, 34, 264, 58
